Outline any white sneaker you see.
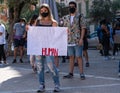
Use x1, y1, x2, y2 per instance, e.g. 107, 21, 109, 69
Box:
37, 84, 45, 92
54, 85, 60, 92
111, 56, 115, 60
45, 69, 50, 73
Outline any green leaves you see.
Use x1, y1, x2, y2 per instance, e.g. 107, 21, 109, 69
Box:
89, 0, 120, 22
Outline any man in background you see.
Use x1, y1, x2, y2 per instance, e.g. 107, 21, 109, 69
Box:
12, 18, 26, 63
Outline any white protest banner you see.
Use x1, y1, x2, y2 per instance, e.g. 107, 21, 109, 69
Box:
27, 26, 67, 56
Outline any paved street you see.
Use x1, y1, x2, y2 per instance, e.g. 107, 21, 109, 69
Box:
0, 50, 120, 93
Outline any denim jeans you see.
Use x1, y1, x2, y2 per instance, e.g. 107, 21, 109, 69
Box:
35, 55, 60, 86
67, 45, 83, 57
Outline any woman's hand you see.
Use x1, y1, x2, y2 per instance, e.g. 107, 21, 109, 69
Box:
25, 24, 29, 31
52, 21, 57, 27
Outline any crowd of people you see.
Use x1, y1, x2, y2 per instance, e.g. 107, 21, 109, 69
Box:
0, 1, 120, 93
97, 19, 120, 60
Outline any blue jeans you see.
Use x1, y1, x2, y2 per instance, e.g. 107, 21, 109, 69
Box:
67, 45, 83, 57
35, 55, 60, 86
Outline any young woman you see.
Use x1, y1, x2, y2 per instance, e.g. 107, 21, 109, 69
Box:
35, 4, 60, 92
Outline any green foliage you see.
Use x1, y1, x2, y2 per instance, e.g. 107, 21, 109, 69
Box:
6, 0, 38, 39
7, 0, 37, 6
111, 0, 120, 13
7, 0, 38, 19
0, 0, 4, 4
20, 3, 39, 22
56, 2, 69, 17
89, 0, 120, 23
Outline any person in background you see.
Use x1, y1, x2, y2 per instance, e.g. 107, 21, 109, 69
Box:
34, 4, 60, 92
59, 18, 67, 63
100, 19, 111, 60
74, 28, 90, 67
108, 23, 114, 51
83, 28, 90, 67
112, 22, 120, 59
12, 18, 26, 63
118, 60, 120, 77
4, 29, 9, 57
63, 1, 86, 80
28, 15, 38, 73
0, 23, 7, 65
97, 22, 104, 56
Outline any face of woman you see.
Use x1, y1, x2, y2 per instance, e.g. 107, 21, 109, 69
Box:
40, 7, 49, 17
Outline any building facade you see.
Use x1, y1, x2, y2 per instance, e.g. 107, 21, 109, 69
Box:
56, 0, 75, 6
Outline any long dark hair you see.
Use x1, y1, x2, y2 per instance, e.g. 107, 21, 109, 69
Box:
30, 15, 38, 26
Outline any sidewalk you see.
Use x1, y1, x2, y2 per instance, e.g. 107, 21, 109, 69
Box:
0, 50, 120, 93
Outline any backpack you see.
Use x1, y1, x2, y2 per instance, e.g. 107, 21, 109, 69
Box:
78, 14, 82, 30
78, 14, 89, 39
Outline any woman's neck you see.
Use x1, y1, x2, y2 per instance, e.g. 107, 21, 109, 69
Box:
40, 17, 52, 24
42, 17, 50, 21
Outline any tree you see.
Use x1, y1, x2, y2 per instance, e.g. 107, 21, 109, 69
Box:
111, 0, 120, 16
56, 2, 61, 17
0, 0, 4, 4
5, 0, 38, 55
89, 0, 120, 23
56, 2, 69, 17
7, 0, 38, 41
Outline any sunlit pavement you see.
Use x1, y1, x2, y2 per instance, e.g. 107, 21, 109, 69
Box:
0, 50, 120, 93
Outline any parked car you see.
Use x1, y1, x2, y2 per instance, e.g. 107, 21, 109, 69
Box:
87, 31, 99, 49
